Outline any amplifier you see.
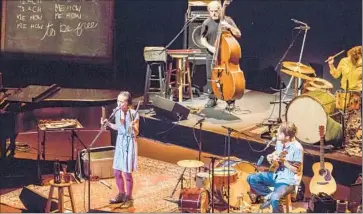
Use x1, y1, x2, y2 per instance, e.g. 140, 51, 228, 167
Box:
308, 193, 336, 213
188, 11, 209, 20
143, 47, 167, 62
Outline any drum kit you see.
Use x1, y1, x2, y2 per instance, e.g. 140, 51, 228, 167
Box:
278, 61, 361, 151
176, 157, 257, 213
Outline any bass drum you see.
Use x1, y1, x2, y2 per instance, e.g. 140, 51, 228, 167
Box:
216, 161, 256, 208
179, 188, 210, 213
286, 91, 343, 147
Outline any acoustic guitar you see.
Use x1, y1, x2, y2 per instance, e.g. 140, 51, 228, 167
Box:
269, 150, 288, 173
309, 125, 337, 195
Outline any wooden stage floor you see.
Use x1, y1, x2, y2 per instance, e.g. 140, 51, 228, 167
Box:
0, 132, 351, 213
136, 90, 362, 186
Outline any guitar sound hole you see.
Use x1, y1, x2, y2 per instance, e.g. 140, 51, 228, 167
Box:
319, 169, 327, 176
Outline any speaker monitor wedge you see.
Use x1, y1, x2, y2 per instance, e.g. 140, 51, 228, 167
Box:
152, 95, 190, 121
19, 186, 57, 212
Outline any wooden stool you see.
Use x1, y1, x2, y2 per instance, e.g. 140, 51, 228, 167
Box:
45, 179, 77, 213
281, 192, 293, 213
143, 61, 166, 105
166, 55, 193, 102
264, 187, 295, 213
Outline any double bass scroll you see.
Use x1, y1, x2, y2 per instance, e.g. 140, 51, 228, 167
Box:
210, 0, 245, 102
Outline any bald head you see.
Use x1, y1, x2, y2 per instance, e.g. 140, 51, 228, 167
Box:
208, 1, 222, 20
208, 1, 222, 10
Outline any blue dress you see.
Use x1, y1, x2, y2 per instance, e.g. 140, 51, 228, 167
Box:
113, 109, 139, 173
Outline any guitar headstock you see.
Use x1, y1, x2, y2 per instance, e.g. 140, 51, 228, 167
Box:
319, 125, 325, 137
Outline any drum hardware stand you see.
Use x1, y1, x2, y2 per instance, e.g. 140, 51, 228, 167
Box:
204, 156, 221, 213
340, 81, 350, 149
169, 168, 187, 199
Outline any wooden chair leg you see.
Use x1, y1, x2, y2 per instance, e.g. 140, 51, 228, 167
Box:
186, 59, 193, 101
45, 186, 54, 213
285, 193, 292, 213
58, 187, 64, 213
68, 186, 77, 213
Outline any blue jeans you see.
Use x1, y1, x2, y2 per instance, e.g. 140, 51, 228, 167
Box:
247, 172, 295, 213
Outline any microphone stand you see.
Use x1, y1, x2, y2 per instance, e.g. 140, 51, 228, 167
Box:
296, 26, 309, 96
270, 29, 302, 124
159, 16, 198, 97
221, 126, 233, 213
87, 108, 119, 212
204, 156, 221, 213
159, 17, 197, 54
196, 120, 204, 172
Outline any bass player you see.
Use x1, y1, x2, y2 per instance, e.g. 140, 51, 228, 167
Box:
200, 0, 241, 111
247, 122, 304, 212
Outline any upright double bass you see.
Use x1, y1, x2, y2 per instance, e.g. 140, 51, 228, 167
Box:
211, 0, 245, 102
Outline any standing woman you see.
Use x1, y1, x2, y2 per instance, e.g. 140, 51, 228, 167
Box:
103, 91, 139, 205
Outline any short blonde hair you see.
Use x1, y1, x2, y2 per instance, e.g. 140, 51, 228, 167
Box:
279, 122, 297, 139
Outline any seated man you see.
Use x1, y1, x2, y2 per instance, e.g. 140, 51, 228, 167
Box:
247, 122, 303, 213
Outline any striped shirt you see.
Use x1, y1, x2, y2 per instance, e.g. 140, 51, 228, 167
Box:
274, 140, 304, 185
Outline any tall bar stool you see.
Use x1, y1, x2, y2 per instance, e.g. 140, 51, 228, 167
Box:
45, 179, 77, 213
166, 54, 193, 103
143, 62, 166, 105
143, 47, 167, 105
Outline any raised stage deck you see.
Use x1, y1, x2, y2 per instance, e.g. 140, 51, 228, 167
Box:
136, 89, 362, 186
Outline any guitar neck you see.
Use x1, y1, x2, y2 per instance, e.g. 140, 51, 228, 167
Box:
320, 131, 325, 169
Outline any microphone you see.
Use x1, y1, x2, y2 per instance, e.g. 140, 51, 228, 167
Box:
100, 180, 112, 189
294, 25, 310, 30
291, 18, 308, 26
263, 137, 277, 151
256, 155, 264, 166
195, 117, 205, 125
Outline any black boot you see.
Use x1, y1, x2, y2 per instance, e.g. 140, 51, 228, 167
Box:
225, 100, 235, 111
205, 98, 217, 108
121, 195, 134, 208
109, 193, 126, 204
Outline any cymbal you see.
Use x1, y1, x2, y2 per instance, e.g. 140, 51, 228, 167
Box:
280, 69, 313, 81
177, 160, 204, 168
309, 78, 333, 89
282, 61, 315, 74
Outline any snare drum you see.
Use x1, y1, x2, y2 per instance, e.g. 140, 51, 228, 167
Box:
336, 90, 362, 111
179, 188, 210, 213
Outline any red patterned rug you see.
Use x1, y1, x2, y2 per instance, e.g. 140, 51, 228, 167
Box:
1, 156, 185, 213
